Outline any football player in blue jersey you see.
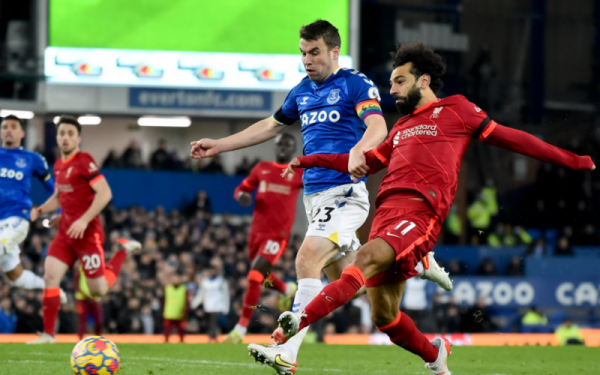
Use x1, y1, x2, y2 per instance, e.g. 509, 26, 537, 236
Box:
191, 20, 449, 372
0, 115, 65, 302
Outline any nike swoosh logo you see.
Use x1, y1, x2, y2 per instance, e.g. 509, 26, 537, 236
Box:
88, 270, 98, 275
261, 171, 271, 174
386, 232, 402, 239
275, 355, 296, 368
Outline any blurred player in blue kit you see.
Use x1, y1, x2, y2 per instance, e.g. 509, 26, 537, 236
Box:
0, 115, 66, 302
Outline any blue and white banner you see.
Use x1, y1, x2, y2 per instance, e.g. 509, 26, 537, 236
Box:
129, 88, 272, 111
451, 277, 600, 307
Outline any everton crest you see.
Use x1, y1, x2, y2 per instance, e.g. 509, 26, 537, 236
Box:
327, 89, 341, 104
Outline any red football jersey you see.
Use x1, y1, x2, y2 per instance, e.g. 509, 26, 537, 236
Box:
54, 151, 104, 230
297, 94, 593, 221
234, 161, 303, 239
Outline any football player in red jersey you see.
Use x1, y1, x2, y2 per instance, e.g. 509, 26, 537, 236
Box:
254, 43, 595, 374
27, 116, 141, 344
224, 133, 303, 343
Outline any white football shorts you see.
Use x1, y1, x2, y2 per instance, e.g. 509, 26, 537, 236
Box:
0, 216, 29, 272
303, 181, 369, 266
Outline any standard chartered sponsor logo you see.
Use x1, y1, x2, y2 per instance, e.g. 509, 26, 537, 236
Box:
137, 90, 265, 109
402, 124, 438, 139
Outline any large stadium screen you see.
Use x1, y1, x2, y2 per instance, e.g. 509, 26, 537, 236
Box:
45, 0, 353, 90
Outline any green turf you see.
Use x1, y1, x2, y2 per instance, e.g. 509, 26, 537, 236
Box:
1, 343, 598, 375
49, 0, 349, 54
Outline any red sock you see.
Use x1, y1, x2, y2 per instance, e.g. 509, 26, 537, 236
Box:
266, 274, 287, 294
178, 320, 186, 343
163, 319, 172, 343
239, 270, 264, 327
89, 300, 103, 336
76, 300, 86, 339
43, 288, 61, 337
299, 265, 365, 331
105, 249, 126, 287
377, 312, 438, 363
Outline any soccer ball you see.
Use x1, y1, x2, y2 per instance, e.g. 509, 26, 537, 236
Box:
70, 336, 121, 375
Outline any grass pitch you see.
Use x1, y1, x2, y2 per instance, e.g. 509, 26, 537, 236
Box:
0, 343, 598, 375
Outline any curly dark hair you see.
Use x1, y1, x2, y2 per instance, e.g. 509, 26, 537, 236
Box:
300, 19, 341, 51
56, 115, 82, 134
391, 42, 446, 93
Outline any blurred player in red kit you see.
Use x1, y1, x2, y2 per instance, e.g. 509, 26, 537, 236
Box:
74, 265, 103, 339
27, 116, 141, 344
255, 43, 595, 374
224, 133, 303, 343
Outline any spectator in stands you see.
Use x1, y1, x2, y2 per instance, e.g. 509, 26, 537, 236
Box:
460, 296, 497, 333
202, 154, 225, 174
102, 149, 121, 168
555, 318, 585, 345
150, 139, 170, 170
575, 223, 599, 246
235, 156, 253, 175
121, 140, 143, 168
504, 255, 524, 276
527, 238, 546, 258
432, 294, 461, 334
447, 259, 466, 276
467, 185, 498, 244
0, 297, 17, 333
476, 258, 498, 276
185, 190, 212, 217
554, 237, 574, 256
521, 306, 548, 327
191, 259, 230, 342
168, 152, 186, 171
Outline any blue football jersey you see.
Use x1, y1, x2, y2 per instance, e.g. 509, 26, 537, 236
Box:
0, 147, 54, 220
273, 68, 383, 195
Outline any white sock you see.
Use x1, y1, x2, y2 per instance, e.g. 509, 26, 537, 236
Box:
10, 270, 45, 290
282, 278, 322, 362
234, 324, 247, 336
283, 326, 309, 362
291, 278, 322, 313
414, 261, 424, 276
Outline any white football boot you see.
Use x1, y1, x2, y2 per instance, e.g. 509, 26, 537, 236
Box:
425, 337, 452, 375
272, 310, 305, 344
26, 333, 56, 344
418, 252, 453, 291
248, 343, 297, 375
119, 238, 142, 254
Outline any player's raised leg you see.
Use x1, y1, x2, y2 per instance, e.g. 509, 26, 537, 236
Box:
84, 237, 141, 298
226, 251, 295, 343
27, 255, 70, 344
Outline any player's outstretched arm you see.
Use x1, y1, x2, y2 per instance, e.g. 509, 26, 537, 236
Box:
282, 150, 388, 179
482, 123, 595, 171
190, 117, 286, 159
31, 190, 61, 221
67, 177, 113, 239
349, 115, 388, 176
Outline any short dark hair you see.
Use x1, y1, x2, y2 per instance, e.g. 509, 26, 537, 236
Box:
56, 115, 81, 134
300, 19, 341, 51
2, 115, 24, 129
392, 42, 446, 93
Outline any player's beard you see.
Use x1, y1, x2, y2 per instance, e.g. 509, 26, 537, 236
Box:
394, 84, 422, 115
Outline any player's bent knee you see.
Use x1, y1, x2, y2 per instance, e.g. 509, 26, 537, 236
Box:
371, 310, 398, 328
43, 273, 61, 288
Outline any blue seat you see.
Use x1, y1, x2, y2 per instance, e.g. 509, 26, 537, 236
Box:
548, 311, 568, 326
526, 228, 542, 241
521, 324, 552, 333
